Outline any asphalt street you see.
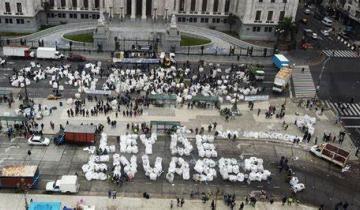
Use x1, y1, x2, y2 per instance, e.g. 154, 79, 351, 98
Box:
0, 136, 359, 210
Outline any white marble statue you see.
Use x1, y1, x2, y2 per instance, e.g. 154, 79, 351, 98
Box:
170, 14, 177, 28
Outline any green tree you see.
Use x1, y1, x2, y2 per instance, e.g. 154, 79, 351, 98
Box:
276, 17, 297, 42
227, 13, 238, 31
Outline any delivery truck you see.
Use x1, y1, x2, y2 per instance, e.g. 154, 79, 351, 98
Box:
0, 165, 40, 189
64, 124, 97, 144
2, 46, 35, 58
46, 175, 79, 193
272, 67, 292, 93
310, 143, 350, 168
36, 47, 64, 60
272, 54, 289, 69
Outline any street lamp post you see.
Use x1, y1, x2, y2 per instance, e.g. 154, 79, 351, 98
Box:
165, 8, 168, 20
153, 8, 157, 21
120, 7, 124, 21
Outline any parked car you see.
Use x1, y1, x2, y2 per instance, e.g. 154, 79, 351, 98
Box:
304, 9, 311, 15
67, 53, 86, 62
322, 17, 333, 27
301, 18, 308, 24
28, 135, 50, 146
321, 28, 332, 36
312, 33, 318, 39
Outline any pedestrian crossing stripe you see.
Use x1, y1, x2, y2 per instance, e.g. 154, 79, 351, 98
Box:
325, 100, 360, 116
322, 50, 359, 58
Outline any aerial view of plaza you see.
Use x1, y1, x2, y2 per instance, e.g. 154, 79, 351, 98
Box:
0, 0, 360, 209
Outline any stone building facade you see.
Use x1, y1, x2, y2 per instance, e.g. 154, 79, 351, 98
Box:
0, 0, 298, 40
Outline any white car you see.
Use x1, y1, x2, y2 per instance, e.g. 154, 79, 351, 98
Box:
321, 30, 329, 36
28, 135, 50, 146
304, 9, 311, 15
312, 33, 318, 39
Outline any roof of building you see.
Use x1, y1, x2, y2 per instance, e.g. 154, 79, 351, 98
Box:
0, 165, 38, 177
64, 124, 97, 134
29, 202, 61, 210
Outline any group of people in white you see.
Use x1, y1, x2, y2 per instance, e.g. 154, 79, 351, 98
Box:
80, 128, 276, 186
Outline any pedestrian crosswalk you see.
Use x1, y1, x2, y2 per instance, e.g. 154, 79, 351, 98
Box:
292, 65, 316, 98
324, 100, 360, 117
322, 50, 359, 58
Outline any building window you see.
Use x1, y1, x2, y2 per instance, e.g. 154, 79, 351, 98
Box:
49, 0, 54, 8
264, 26, 273, 32
5, 2, 11, 13
202, 0, 208, 12
16, 19, 24, 24
83, 0, 89, 9
189, 17, 193, 22
283, 0, 287, 3
259, 0, 263, 2
252, 26, 260, 32
182, 17, 186, 22
204, 18, 208, 23
193, 18, 197, 22
16, 3, 23, 14
61, 0, 66, 8
190, 0, 196, 12
212, 18, 216, 23
179, 0, 185, 12
95, 0, 100, 9
213, 0, 219, 13
73, 13, 77, 18
267, 11, 273, 21
178, 17, 182, 22
224, 0, 230, 13
255, 11, 261, 21
72, 0, 77, 8
271, 0, 275, 3
223, 18, 227, 23
5, 18, 13, 24
279, 11, 285, 22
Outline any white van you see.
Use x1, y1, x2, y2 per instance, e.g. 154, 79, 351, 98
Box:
322, 17, 333, 27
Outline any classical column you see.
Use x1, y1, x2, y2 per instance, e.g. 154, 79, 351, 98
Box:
175, 0, 179, 13
185, 0, 191, 14
220, 0, 225, 15
207, 0, 214, 14
66, 0, 71, 9
142, 0, 146, 19
197, 0, 203, 13
131, 0, 136, 18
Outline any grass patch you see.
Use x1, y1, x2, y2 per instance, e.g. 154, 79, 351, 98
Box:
63, 33, 94, 43
0, 32, 32, 37
0, 25, 57, 37
180, 35, 211, 46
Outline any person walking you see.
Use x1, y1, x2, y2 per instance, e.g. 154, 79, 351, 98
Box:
180, 198, 184, 207
108, 190, 111, 198
112, 190, 117, 199
176, 197, 180, 207
239, 202, 244, 210
170, 200, 173, 209
211, 200, 215, 210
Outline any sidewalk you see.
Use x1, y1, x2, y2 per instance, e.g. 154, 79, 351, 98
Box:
0, 193, 317, 210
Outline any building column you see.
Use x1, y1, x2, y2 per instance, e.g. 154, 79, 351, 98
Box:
220, 0, 225, 15
175, 0, 179, 13
197, 0, 203, 13
185, 0, 191, 14
142, 0, 146, 19
207, 0, 214, 14
131, 0, 136, 18
53, 0, 58, 9
66, 0, 71, 10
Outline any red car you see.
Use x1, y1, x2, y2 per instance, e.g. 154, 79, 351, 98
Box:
67, 53, 86, 62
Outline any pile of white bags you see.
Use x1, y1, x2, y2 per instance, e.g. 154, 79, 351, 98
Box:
113, 154, 137, 178
290, 176, 305, 193
218, 158, 244, 182
89, 155, 110, 162
196, 135, 217, 158
244, 157, 271, 182
193, 159, 217, 182
142, 155, 163, 181
216, 130, 239, 139
296, 115, 316, 135
82, 161, 108, 181
140, 133, 157, 155
243, 131, 303, 143
166, 157, 190, 183
120, 134, 138, 154
99, 133, 116, 153
170, 129, 193, 156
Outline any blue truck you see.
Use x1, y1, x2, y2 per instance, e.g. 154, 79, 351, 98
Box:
272, 54, 289, 69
